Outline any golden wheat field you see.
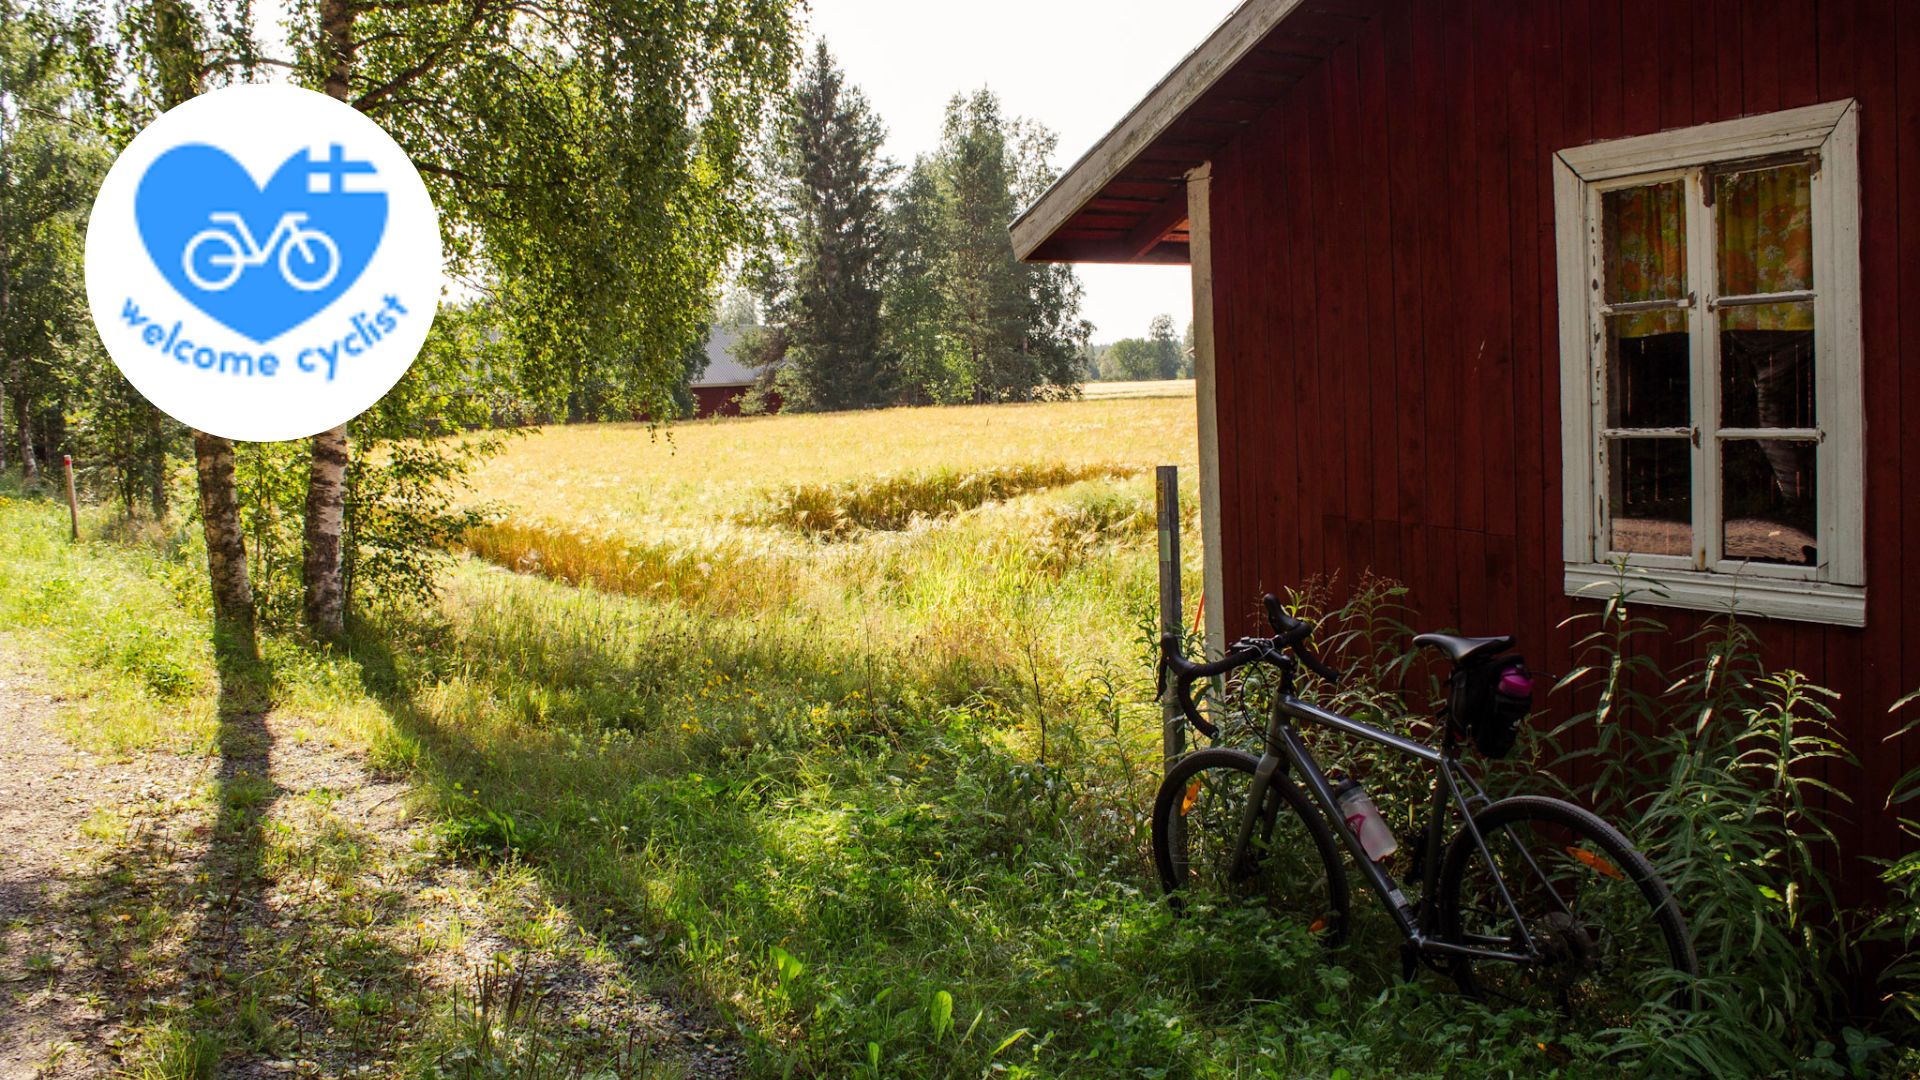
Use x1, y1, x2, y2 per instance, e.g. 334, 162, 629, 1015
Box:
460, 393, 1203, 693
469, 393, 1199, 534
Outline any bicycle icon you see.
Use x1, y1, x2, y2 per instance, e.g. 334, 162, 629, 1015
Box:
182, 211, 341, 293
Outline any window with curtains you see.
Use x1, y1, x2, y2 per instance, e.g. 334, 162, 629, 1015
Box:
1553, 102, 1864, 626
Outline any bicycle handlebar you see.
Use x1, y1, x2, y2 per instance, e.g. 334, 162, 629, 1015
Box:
1157, 593, 1345, 740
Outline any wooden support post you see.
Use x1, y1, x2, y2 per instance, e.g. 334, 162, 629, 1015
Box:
1156, 465, 1184, 773
62, 454, 78, 540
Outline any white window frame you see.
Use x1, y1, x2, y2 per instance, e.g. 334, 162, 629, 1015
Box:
1553, 100, 1865, 627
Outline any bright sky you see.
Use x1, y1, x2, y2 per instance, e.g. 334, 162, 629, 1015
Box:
802, 0, 1243, 343
252, 0, 1241, 342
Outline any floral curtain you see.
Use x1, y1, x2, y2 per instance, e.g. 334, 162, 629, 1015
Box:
1602, 164, 1814, 334
1717, 163, 1813, 331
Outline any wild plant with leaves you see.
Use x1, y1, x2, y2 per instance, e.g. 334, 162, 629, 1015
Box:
1544, 571, 1864, 1075
1875, 690, 1920, 1054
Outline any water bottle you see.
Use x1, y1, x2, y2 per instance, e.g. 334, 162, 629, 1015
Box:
1334, 779, 1399, 862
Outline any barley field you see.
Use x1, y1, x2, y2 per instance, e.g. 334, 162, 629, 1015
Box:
463, 396, 1203, 701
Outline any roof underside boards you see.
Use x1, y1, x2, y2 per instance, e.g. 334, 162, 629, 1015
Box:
1011, 0, 1379, 265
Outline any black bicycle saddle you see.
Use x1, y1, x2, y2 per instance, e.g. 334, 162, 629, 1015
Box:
1412, 632, 1514, 665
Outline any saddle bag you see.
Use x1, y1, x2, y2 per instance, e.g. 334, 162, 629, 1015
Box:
1447, 654, 1534, 759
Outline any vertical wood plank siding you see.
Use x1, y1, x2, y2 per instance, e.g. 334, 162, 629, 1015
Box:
1204, 0, 1912, 892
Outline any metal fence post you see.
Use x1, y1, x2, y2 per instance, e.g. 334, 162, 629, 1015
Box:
1156, 465, 1184, 773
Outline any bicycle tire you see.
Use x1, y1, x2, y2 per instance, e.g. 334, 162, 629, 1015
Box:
1151, 748, 1351, 944
1436, 795, 1697, 1021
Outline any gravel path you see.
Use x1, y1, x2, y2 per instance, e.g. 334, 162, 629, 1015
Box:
0, 646, 737, 1078
0, 657, 204, 1077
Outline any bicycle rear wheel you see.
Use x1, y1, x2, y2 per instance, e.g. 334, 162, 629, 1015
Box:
1437, 795, 1697, 1022
1151, 748, 1350, 943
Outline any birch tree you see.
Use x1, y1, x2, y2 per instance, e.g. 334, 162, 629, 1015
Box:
71, 0, 268, 641
281, 0, 800, 638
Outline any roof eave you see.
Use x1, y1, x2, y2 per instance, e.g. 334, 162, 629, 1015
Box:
1010, 0, 1303, 263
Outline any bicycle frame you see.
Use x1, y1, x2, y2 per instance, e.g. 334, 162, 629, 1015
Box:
206, 212, 313, 264
1227, 659, 1543, 966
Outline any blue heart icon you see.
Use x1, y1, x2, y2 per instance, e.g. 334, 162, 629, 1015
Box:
134, 144, 388, 343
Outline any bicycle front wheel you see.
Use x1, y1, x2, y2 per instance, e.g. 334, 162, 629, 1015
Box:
1437, 795, 1697, 1023
1151, 748, 1350, 943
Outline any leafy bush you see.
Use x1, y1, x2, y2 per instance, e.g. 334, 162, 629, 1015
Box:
1875, 690, 1920, 1052
1204, 571, 1899, 1076
1544, 573, 1857, 1074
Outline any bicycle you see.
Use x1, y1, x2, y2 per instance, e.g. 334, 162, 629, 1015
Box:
182, 211, 341, 293
1153, 593, 1697, 1022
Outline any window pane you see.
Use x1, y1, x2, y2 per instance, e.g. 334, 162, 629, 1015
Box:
1721, 302, 1814, 429
1722, 438, 1817, 566
1716, 162, 1813, 296
1607, 308, 1689, 428
1604, 181, 1687, 304
1608, 437, 1691, 557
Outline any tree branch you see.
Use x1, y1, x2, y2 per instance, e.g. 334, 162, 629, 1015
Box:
414, 161, 508, 191
350, 0, 491, 112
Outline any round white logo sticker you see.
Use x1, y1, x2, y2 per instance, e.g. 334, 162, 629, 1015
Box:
85, 84, 443, 443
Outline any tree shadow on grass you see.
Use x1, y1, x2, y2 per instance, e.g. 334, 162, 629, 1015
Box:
336, 580, 1077, 1076
345, 620, 785, 1072
55, 625, 437, 1075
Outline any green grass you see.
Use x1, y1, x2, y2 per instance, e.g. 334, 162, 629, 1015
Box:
9, 394, 1908, 1077
0, 423, 1590, 1078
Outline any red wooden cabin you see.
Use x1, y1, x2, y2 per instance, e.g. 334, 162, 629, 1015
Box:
689, 325, 776, 418
1015, 0, 1914, 888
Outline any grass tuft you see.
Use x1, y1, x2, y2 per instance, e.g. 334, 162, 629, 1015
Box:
738, 462, 1143, 537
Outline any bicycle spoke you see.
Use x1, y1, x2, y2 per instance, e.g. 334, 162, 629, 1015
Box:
1441, 798, 1694, 1029
1155, 750, 1348, 943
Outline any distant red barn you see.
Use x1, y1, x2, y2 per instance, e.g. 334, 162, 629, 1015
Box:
690, 325, 774, 418
1016, 0, 1913, 883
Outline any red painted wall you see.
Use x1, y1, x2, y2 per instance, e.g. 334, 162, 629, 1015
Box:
1206, 0, 1912, 885
690, 384, 778, 418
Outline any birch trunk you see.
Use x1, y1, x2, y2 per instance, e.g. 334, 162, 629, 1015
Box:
301, 0, 356, 639
193, 430, 253, 636
149, 2, 252, 647
301, 425, 348, 636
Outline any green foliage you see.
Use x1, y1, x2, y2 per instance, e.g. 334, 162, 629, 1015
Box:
1148, 314, 1185, 379
1873, 690, 1920, 1037
283, 0, 802, 424
1, 2, 116, 477
1094, 316, 1187, 382
1546, 568, 1856, 1075
1095, 338, 1160, 382
753, 42, 895, 412
883, 91, 1089, 405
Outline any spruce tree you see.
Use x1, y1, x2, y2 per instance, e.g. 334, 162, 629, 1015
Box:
761, 41, 893, 411
1149, 314, 1181, 380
